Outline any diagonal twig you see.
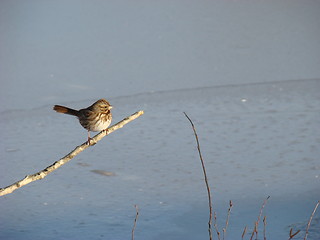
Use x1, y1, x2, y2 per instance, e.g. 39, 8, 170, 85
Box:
250, 196, 270, 240
288, 228, 300, 240
0, 110, 144, 196
132, 204, 139, 240
184, 112, 213, 240
242, 226, 247, 240
304, 200, 320, 240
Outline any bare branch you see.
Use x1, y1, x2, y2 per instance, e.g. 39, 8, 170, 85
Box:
0, 110, 144, 196
184, 112, 213, 240
288, 228, 300, 240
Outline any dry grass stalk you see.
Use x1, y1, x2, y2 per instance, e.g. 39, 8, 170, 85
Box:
250, 221, 258, 240
214, 211, 221, 240
263, 216, 267, 240
304, 200, 320, 240
258, 196, 270, 227
250, 196, 270, 240
242, 226, 247, 240
0, 110, 144, 196
132, 204, 139, 240
223, 200, 233, 240
184, 112, 213, 240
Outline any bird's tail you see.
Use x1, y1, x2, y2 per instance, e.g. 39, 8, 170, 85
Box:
53, 105, 79, 116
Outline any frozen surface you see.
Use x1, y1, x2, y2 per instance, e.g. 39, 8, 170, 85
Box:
1, 0, 320, 239
1, 79, 320, 239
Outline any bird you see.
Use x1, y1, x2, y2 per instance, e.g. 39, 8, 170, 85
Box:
53, 99, 112, 143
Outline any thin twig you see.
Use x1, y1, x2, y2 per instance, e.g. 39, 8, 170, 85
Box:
250, 196, 270, 240
184, 112, 213, 240
0, 111, 144, 196
223, 200, 233, 240
242, 226, 247, 240
288, 228, 300, 240
132, 204, 139, 240
304, 200, 320, 240
263, 216, 267, 240
214, 211, 221, 240
250, 221, 258, 240
258, 196, 270, 227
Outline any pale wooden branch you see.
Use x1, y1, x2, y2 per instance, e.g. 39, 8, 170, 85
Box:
0, 110, 144, 196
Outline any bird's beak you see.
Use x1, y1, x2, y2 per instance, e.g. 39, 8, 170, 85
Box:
109, 105, 113, 110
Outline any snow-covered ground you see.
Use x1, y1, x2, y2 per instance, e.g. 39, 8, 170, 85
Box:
1, 1, 320, 239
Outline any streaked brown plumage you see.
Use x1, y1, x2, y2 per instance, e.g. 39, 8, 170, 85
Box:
53, 99, 112, 143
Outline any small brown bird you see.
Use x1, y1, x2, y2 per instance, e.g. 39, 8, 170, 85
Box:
53, 99, 113, 143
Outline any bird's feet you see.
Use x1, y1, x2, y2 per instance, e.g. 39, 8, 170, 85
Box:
86, 137, 93, 145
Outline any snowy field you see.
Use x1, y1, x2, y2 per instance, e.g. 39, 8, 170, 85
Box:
1, 1, 320, 239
